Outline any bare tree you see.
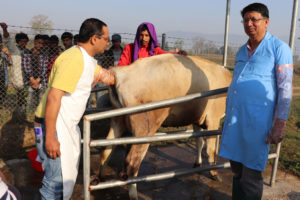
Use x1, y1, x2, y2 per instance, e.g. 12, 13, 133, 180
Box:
192, 37, 205, 55
30, 14, 53, 34
204, 41, 218, 54
174, 40, 184, 50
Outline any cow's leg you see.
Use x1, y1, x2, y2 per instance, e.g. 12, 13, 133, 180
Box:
123, 109, 169, 200
90, 116, 126, 185
205, 115, 222, 182
128, 184, 138, 200
126, 143, 150, 200
193, 124, 204, 167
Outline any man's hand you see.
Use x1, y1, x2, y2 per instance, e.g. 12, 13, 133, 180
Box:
1, 48, 9, 55
266, 118, 286, 144
1, 48, 11, 62
0, 23, 9, 38
45, 137, 61, 159
0, 22, 7, 30
177, 50, 187, 56
29, 77, 39, 89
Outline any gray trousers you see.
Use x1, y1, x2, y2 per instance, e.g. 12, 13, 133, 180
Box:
230, 160, 263, 198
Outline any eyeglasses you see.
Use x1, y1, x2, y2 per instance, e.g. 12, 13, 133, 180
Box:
96, 34, 110, 42
241, 17, 266, 24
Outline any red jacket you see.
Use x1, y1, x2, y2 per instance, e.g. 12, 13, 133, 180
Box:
118, 43, 170, 66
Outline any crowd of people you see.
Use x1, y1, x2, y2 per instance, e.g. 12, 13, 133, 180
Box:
0, 2, 294, 200
0, 23, 124, 114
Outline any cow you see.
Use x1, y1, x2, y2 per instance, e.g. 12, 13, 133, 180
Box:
94, 53, 232, 200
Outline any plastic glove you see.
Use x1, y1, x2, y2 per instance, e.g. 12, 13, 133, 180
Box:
93, 66, 115, 87
265, 118, 286, 144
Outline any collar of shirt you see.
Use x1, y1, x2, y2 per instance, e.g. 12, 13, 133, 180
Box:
246, 40, 256, 58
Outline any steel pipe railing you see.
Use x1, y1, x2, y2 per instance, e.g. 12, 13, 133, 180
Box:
83, 86, 282, 199
90, 130, 221, 147
84, 87, 228, 121
90, 162, 231, 190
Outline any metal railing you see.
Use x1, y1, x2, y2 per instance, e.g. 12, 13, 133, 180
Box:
82, 87, 281, 199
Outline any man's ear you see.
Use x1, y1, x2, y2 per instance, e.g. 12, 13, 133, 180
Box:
90, 34, 97, 45
265, 18, 270, 28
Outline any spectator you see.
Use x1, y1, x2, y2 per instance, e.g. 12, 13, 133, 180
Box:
93, 34, 124, 108
23, 34, 48, 110
0, 34, 12, 107
0, 23, 31, 114
118, 22, 186, 66
61, 31, 73, 50
33, 18, 114, 199
73, 34, 79, 45
219, 3, 293, 200
47, 35, 63, 80
41, 34, 51, 57
100, 33, 123, 68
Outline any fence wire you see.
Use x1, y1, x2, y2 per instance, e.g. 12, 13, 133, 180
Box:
0, 27, 242, 126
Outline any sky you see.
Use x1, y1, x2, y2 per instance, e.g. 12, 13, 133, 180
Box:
0, 0, 299, 51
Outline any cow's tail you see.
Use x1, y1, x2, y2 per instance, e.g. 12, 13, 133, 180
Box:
109, 85, 123, 108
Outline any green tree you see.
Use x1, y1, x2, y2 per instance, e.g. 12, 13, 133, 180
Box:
30, 14, 53, 34
174, 40, 184, 50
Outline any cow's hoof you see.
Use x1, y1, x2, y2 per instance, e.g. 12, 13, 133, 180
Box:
90, 175, 101, 186
209, 172, 222, 182
193, 163, 202, 168
119, 171, 128, 181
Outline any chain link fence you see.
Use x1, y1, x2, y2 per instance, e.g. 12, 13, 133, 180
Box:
0, 27, 242, 124
1, 26, 299, 160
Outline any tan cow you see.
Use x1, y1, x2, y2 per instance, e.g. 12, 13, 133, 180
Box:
96, 54, 232, 200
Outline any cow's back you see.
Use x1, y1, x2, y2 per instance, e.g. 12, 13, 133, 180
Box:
110, 54, 232, 126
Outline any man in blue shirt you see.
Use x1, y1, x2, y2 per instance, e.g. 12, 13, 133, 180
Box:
219, 3, 293, 200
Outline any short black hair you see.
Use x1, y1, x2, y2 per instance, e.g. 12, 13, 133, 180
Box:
78, 18, 107, 43
241, 3, 269, 18
34, 34, 43, 41
50, 35, 59, 44
42, 34, 50, 41
73, 34, 80, 42
61, 32, 73, 40
15, 32, 29, 43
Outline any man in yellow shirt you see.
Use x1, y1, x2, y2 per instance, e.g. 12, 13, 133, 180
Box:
34, 18, 114, 199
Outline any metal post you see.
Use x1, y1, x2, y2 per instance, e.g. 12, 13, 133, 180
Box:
215, 135, 220, 156
270, 143, 281, 187
83, 119, 91, 200
222, 0, 231, 66
162, 33, 166, 50
289, 0, 299, 54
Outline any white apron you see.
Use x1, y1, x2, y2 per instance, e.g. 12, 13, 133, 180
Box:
56, 47, 97, 199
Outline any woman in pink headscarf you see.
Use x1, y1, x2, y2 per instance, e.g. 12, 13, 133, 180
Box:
118, 22, 186, 66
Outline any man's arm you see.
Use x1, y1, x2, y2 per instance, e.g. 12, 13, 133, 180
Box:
0, 23, 9, 38
266, 64, 293, 144
92, 65, 115, 87
45, 87, 65, 159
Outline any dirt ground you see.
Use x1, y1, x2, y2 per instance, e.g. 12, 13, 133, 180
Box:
1, 136, 300, 200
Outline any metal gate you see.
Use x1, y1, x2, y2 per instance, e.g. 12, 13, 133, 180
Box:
82, 87, 281, 199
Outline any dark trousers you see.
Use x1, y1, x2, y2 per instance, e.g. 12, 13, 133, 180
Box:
230, 160, 263, 199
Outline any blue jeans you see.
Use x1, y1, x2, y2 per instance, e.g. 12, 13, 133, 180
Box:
34, 122, 63, 200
